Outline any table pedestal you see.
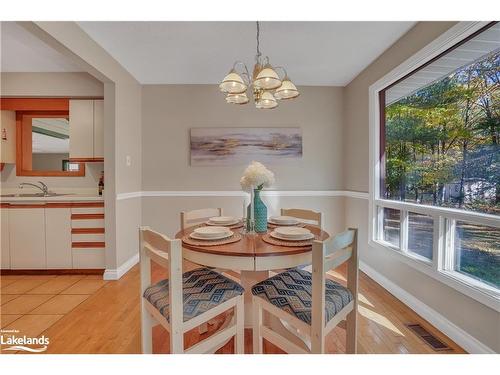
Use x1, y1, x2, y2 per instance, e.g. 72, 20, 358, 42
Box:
240, 270, 269, 328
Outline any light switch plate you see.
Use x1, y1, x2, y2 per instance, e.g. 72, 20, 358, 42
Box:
126, 155, 131, 166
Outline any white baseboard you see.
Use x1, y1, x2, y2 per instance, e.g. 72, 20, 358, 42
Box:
359, 260, 495, 354
103, 253, 139, 281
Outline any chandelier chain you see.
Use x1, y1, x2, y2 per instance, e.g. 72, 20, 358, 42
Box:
256, 21, 261, 60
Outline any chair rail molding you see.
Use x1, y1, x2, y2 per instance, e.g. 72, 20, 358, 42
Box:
116, 190, 369, 200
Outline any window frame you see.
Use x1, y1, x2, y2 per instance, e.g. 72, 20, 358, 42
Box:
368, 21, 500, 311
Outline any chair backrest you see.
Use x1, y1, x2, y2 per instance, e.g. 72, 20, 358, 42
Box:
180, 208, 223, 230
281, 208, 322, 228
139, 227, 183, 329
310, 228, 358, 346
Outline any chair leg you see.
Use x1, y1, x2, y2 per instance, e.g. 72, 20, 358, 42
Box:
141, 302, 154, 354
252, 297, 263, 354
235, 295, 245, 354
170, 329, 184, 354
346, 308, 357, 354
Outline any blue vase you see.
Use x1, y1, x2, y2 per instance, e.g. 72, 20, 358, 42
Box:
247, 189, 268, 233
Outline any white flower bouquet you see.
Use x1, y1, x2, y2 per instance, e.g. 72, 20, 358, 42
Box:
240, 161, 275, 191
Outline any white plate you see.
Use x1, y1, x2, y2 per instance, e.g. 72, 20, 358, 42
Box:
270, 231, 314, 241
190, 231, 233, 241
193, 226, 231, 238
274, 226, 311, 238
206, 219, 240, 226
208, 216, 237, 225
268, 216, 300, 225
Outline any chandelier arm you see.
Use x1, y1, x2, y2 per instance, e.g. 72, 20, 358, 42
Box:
232, 61, 251, 85
273, 66, 289, 80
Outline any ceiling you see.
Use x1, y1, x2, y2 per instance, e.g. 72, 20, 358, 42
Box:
78, 21, 416, 86
1, 22, 83, 72
1, 21, 416, 86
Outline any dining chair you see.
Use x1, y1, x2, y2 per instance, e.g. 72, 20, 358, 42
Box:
251, 228, 358, 354
180, 207, 223, 230
140, 227, 245, 354
281, 208, 322, 228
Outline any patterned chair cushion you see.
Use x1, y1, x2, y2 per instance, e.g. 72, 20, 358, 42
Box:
251, 268, 353, 325
143, 268, 244, 322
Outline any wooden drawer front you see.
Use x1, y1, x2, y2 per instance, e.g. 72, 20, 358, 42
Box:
72, 248, 105, 269
72, 233, 105, 243
72, 219, 105, 228
71, 207, 105, 215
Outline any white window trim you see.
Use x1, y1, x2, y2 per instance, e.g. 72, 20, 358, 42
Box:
368, 21, 500, 312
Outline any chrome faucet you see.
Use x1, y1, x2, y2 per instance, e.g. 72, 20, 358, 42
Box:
18, 181, 50, 196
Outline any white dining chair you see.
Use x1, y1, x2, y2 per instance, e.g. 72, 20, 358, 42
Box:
180, 208, 223, 230
251, 228, 358, 354
281, 208, 322, 228
140, 227, 245, 354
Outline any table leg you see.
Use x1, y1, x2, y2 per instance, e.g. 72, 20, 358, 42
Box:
240, 270, 269, 328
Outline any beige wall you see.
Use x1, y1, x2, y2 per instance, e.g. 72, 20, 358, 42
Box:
142, 85, 344, 191
30, 22, 142, 272
141, 84, 346, 244
343, 21, 499, 352
1, 72, 103, 97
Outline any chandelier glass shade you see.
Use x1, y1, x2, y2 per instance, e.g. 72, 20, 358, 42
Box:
219, 22, 299, 109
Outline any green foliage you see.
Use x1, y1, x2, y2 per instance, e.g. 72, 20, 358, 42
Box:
384, 50, 500, 214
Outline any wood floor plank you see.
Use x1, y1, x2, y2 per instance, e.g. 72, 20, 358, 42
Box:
12, 264, 464, 354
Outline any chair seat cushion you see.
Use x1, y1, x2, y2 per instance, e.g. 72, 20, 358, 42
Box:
143, 268, 244, 322
251, 268, 353, 325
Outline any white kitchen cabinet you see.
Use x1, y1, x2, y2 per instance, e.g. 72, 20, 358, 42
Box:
45, 208, 72, 269
93, 100, 104, 158
1, 208, 10, 269
9, 207, 46, 269
1, 110, 16, 164
69, 99, 104, 160
69, 100, 94, 159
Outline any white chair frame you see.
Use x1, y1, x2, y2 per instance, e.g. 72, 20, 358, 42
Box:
281, 208, 323, 228
252, 228, 358, 354
140, 227, 244, 354
180, 208, 223, 231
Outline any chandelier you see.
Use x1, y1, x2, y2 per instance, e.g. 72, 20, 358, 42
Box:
219, 22, 299, 109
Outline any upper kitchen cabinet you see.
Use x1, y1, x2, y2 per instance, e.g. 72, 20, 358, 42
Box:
69, 99, 104, 161
1, 110, 17, 165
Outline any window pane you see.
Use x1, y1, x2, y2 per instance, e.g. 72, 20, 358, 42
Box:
454, 221, 500, 288
408, 212, 433, 260
382, 23, 500, 216
382, 208, 400, 248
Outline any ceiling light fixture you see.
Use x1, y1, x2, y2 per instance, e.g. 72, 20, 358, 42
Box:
219, 22, 299, 109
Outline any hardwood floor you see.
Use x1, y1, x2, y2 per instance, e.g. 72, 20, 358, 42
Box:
0, 263, 466, 354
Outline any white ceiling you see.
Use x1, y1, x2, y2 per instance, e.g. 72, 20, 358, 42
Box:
1, 21, 416, 86
78, 21, 416, 86
1, 22, 83, 72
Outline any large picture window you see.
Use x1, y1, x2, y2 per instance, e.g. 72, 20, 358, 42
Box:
373, 22, 500, 300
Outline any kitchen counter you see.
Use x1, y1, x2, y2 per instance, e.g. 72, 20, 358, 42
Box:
0, 194, 104, 203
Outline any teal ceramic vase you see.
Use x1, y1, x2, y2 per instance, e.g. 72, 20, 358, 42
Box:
246, 189, 268, 233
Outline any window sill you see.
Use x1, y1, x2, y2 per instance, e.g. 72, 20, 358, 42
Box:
369, 239, 500, 312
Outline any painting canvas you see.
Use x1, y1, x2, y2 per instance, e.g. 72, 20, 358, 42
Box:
190, 127, 302, 166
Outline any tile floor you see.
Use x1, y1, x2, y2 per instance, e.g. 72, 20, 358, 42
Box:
0, 274, 107, 349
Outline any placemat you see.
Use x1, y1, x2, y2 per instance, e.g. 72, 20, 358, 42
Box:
261, 233, 316, 247
183, 232, 243, 247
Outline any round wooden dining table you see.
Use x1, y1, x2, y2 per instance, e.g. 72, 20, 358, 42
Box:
176, 224, 330, 327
